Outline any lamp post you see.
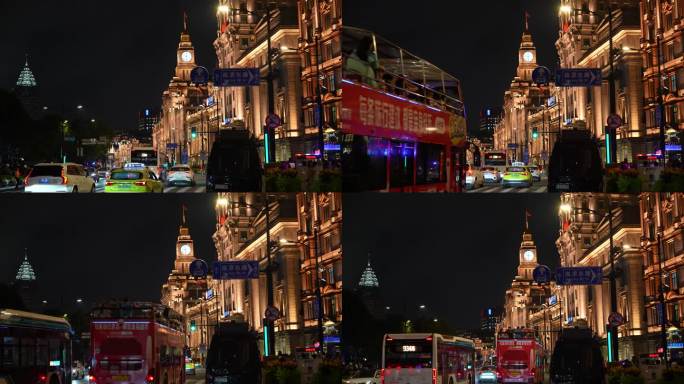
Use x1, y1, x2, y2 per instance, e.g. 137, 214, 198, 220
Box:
560, 2, 617, 164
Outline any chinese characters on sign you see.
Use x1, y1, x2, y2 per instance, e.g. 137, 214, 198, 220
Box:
357, 95, 447, 134
555, 68, 602, 87
212, 261, 259, 280
213, 68, 260, 87
556, 266, 603, 285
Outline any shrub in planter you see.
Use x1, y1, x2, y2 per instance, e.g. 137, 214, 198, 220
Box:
312, 358, 342, 384
263, 357, 301, 384
655, 168, 684, 192
606, 167, 642, 193
314, 169, 342, 192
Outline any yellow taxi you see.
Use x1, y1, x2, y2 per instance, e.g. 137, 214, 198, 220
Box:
105, 163, 164, 193
502, 162, 533, 188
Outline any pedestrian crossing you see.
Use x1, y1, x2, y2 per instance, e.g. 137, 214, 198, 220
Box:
163, 185, 206, 193
466, 184, 547, 194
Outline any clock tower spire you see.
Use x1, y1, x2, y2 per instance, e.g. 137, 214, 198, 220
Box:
517, 12, 537, 81
176, 11, 196, 81
517, 210, 538, 280
175, 204, 196, 274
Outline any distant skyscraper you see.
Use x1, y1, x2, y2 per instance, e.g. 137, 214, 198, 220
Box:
14, 55, 41, 118
137, 108, 158, 140
480, 107, 502, 138
358, 259, 380, 288
357, 257, 384, 319
14, 248, 37, 310
480, 307, 501, 341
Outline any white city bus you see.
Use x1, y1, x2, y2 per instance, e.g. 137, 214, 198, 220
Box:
381, 333, 476, 384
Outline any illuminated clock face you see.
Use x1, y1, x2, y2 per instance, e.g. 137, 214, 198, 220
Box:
523, 51, 534, 63
180, 244, 192, 255
523, 250, 535, 262
181, 51, 193, 62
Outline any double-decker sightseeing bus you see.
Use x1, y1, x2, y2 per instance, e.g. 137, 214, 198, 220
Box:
0, 308, 73, 384
89, 301, 185, 384
341, 27, 468, 192
381, 333, 476, 384
496, 329, 544, 384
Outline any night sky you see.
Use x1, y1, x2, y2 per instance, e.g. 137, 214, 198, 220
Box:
0, 195, 218, 308
344, 0, 560, 133
343, 194, 561, 330
0, 0, 219, 131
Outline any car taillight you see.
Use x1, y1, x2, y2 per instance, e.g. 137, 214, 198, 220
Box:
89, 375, 97, 383
60, 168, 68, 184
105, 181, 114, 186
146, 374, 155, 383
432, 368, 437, 384
38, 374, 47, 382
135, 181, 147, 186
380, 368, 385, 384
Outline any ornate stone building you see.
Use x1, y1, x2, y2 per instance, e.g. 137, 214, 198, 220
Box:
153, 15, 210, 167
502, 219, 548, 330
640, 0, 684, 161
557, 0, 645, 162
494, 25, 551, 165
214, 0, 305, 162
557, 193, 646, 359
213, 193, 304, 355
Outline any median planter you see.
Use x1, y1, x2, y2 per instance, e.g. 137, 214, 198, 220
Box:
263, 357, 302, 384
655, 168, 684, 192
313, 169, 342, 192
265, 167, 303, 192
605, 167, 643, 193
312, 358, 342, 384
607, 365, 644, 384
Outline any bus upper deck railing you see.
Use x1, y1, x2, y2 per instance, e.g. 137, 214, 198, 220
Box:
343, 26, 465, 118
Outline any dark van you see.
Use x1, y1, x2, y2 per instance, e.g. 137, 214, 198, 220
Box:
550, 327, 605, 384
206, 130, 263, 192
205, 322, 261, 384
548, 129, 603, 192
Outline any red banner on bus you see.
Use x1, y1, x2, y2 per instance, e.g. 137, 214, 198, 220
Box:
341, 81, 467, 147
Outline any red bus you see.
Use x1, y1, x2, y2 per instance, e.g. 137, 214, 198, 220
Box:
342, 27, 468, 192
89, 301, 185, 384
496, 329, 544, 384
0, 308, 73, 384
381, 333, 475, 384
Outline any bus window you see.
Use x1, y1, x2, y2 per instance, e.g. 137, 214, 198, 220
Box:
390, 141, 415, 189
416, 143, 445, 185
342, 135, 388, 191
100, 338, 142, 356
3, 337, 18, 367
21, 338, 34, 367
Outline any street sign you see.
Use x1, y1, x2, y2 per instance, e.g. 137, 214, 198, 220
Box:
555, 68, 602, 87
607, 114, 623, 130
507, 143, 519, 150
532, 66, 551, 85
212, 261, 259, 280
556, 266, 603, 285
265, 114, 282, 129
214, 68, 260, 87
81, 138, 97, 146
265, 306, 280, 322
323, 336, 341, 344
166, 143, 178, 150
191, 66, 210, 85
189, 259, 209, 278
533, 265, 552, 284
608, 312, 625, 327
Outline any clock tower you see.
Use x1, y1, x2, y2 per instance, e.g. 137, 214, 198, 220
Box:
516, 13, 537, 82
175, 12, 196, 81
517, 211, 538, 280
175, 205, 196, 274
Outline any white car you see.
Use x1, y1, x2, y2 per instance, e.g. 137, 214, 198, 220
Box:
167, 165, 195, 186
465, 166, 484, 189
343, 370, 380, 384
482, 167, 500, 183
527, 166, 541, 182
24, 163, 95, 193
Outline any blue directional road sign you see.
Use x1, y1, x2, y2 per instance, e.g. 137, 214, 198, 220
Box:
556, 266, 603, 285
555, 68, 602, 87
212, 261, 260, 280
191, 66, 210, 85
166, 143, 178, 150
214, 68, 260, 87
189, 259, 209, 278
533, 265, 551, 284
532, 66, 551, 85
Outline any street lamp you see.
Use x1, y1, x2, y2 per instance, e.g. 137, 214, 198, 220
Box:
76, 298, 83, 304
559, 3, 618, 165
217, 4, 230, 14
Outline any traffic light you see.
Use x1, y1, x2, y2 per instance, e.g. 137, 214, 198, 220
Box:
190, 320, 197, 332
532, 128, 539, 140
191, 127, 197, 140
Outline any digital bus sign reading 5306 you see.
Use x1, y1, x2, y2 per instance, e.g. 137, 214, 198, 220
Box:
402, 345, 417, 352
